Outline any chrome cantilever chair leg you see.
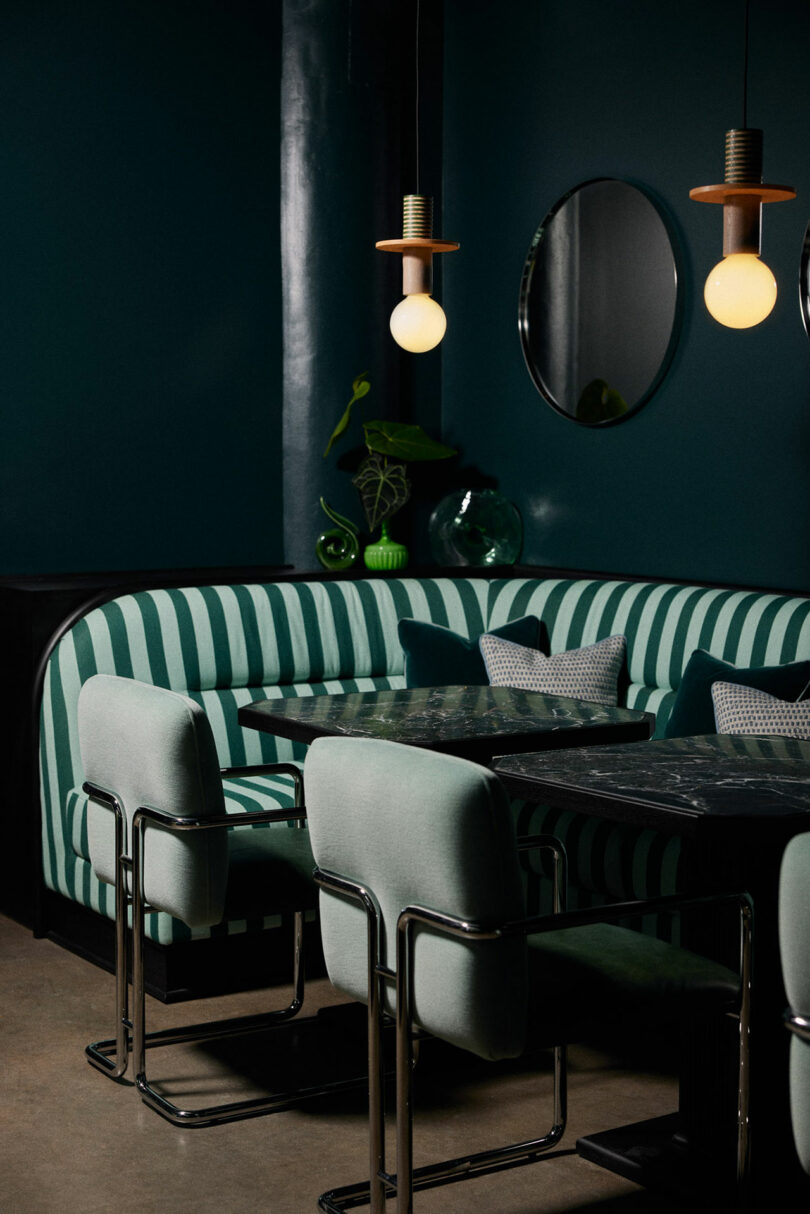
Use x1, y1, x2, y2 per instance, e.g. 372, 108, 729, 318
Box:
318, 884, 752, 1212
131, 829, 311, 1127
392, 836, 569, 1212
85, 769, 308, 1096
316, 836, 570, 1214
85, 768, 367, 1128
392, 891, 753, 1214
736, 895, 753, 1212
86, 792, 131, 1080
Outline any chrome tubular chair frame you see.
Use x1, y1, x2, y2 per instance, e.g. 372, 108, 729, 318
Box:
316, 835, 570, 1214
396, 889, 753, 1214
85, 764, 363, 1127
317, 850, 753, 1214
785, 1011, 810, 1043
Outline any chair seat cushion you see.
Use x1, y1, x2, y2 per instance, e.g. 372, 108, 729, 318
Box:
225, 825, 316, 919
528, 922, 739, 1037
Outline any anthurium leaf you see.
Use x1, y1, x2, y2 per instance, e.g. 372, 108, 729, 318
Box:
351, 453, 411, 532
351, 371, 371, 399
319, 496, 359, 535
575, 378, 629, 424
363, 420, 457, 462
323, 372, 371, 458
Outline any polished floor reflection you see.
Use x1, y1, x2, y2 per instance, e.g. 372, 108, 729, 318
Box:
2, 914, 690, 1212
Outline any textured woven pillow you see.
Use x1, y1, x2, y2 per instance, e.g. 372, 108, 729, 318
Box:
398, 614, 543, 688
663, 648, 810, 738
711, 681, 810, 739
479, 633, 626, 706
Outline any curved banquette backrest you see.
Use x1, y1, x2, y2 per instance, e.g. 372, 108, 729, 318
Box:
38, 574, 810, 945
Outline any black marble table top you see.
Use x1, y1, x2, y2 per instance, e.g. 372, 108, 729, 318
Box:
494, 732, 810, 835
238, 685, 654, 763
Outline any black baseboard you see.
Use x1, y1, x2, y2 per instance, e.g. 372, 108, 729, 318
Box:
40, 890, 325, 1003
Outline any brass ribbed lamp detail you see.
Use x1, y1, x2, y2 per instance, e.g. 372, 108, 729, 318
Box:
402, 194, 433, 238
724, 127, 763, 183
376, 195, 459, 352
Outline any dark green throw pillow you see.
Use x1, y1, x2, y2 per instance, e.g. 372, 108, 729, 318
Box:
663, 648, 810, 738
399, 615, 543, 688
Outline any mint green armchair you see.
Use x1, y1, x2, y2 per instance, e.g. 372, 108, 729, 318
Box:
78, 674, 317, 1127
305, 736, 752, 1212
780, 831, 810, 1175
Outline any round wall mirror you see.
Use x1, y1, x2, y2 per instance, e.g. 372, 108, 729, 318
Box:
800, 219, 810, 339
519, 179, 680, 426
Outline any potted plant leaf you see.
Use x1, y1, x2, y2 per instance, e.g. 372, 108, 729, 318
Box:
321, 372, 457, 570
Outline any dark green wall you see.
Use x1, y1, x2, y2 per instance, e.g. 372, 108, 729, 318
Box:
0, 1, 283, 574
442, 0, 810, 591
5, 0, 809, 590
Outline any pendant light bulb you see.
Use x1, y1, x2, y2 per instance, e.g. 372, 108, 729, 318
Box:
389, 293, 447, 352
704, 252, 777, 328
376, 195, 458, 354
690, 128, 794, 330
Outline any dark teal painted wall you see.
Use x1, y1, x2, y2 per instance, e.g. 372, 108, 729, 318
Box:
0, 1, 283, 574
5, 0, 809, 589
441, 0, 810, 591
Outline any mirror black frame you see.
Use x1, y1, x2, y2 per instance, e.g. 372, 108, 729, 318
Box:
519, 178, 682, 427
800, 219, 810, 340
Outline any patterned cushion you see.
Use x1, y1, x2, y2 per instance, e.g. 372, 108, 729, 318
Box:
712, 681, 810, 739
398, 614, 542, 688
664, 648, 810, 738
479, 633, 626, 706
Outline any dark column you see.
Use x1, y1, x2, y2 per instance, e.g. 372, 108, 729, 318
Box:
280, 0, 407, 570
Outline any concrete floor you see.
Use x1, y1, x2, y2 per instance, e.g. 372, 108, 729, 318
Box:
1, 914, 690, 1213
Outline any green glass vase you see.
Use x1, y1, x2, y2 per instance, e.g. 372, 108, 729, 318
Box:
363, 521, 408, 571
315, 498, 360, 571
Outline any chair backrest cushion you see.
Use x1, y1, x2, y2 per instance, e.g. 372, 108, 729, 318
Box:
78, 674, 228, 926
780, 830, 810, 1174
305, 736, 528, 1061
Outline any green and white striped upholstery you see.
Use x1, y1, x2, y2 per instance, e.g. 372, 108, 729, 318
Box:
39, 575, 810, 946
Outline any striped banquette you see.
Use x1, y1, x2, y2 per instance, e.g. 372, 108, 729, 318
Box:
39, 575, 810, 946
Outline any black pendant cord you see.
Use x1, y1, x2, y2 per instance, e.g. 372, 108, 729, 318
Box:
414, 0, 421, 196
742, 0, 750, 129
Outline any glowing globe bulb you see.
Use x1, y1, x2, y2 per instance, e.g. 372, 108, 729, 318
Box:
389, 293, 447, 352
704, 253, 777, 329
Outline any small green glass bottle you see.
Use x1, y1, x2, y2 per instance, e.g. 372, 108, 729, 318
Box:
363, 520, 408, 571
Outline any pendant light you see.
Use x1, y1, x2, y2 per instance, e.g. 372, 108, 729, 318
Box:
376, 1, 458, 352
689, 0, 795, 329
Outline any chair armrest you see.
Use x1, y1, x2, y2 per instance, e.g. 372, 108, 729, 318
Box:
132, 803, 307, 833
83, 779, 307, 838
395, 888, 752, 956
220, 762, 303, 805
516, 833, 567, 914
510, 888, 752, 938
785, 1011, 810, 1042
